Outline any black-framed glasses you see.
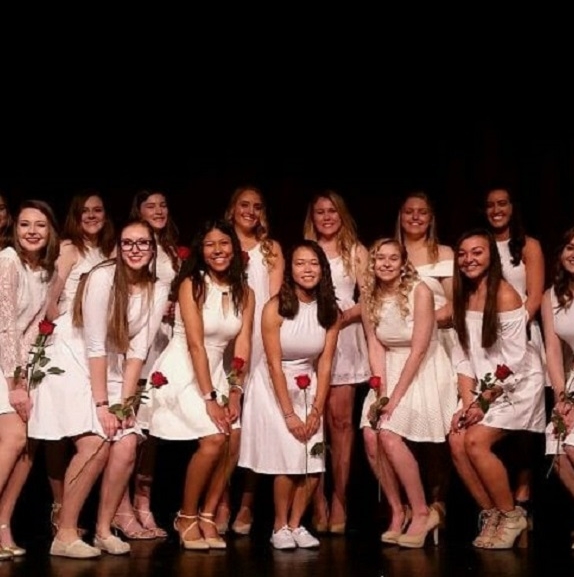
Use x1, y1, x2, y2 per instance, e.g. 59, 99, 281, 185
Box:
120, 239, 153, 251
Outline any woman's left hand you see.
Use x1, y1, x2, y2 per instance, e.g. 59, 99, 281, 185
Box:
226, 395, 241, 423
305, 407, 321, 439
9, 388, 33, 423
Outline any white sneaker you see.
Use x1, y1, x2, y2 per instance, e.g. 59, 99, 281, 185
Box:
270, 526, 297, 549
290, 526, 320, 548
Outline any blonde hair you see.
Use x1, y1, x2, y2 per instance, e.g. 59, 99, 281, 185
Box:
363, 238, 419, 326
303, 190, 359, 276
395, 191, 440, 264
224, 185, 278, 270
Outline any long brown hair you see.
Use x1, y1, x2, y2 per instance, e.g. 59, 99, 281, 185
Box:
224, 185, 279, 270
73, 220, 157, 353
62, 190, 115, 257
0, 191, 13, 249
13, 200, 60, 281
303, 190, 359, 277
552, 226, 574, 311
452, 228, 502, 351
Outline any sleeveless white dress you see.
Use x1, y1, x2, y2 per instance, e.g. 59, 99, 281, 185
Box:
148, 277, 243, 440
359, 282, 457, 441
0, 247, 49, 415
28, 245, 105, 438
328, 251, 370, 385
496, 239, 548, 386
452, 306, 546, 432
239, 299, 327, 474
28, 264, 167, 440
545, 289, 574, 454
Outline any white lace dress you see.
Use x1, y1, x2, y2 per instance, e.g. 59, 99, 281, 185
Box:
545, 289, 574, 454
452, 306, 546, 432
28, 264, 167, 440
328, 251, 370, 385
148, 278, 243, 440
359, 282, 457, 441
28, 246, 105, 438
239, 300, 328, 475
0, 248, 50, 415
496, 239, 548, 386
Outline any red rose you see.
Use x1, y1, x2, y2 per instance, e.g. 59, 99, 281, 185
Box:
295, 374, 311, 390
177, 246, 191, 260
494, 364, 513, 381
368, 376, 381, 390
38, 319, 56, 336
241, 250, 250, 265
231, 357, 245, 371
150, 371, 168, 388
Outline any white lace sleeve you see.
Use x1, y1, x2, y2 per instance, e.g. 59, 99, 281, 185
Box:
82, 266, 113, 358
0, 256, 22, 377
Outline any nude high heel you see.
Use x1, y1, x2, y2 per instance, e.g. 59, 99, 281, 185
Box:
173, 512, 209, 550
396, 508, 440, 549
472, 508, 500, 548
381, 505, 412, 544
485, 508, 528, 550
199, 512, 227, 549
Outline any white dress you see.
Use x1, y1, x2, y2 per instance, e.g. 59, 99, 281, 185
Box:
148, 277, 243, 440
28, 264, 167, 440
239, 300, 328, 475
359, 282, 457, 441
328, 251, 370, 385
28, 246, 105, 438
496, 239, 548, 386
0, 248, 49, 415
137, 244, 176, 428
545, 289, 574, 454
452, 307, 546, 432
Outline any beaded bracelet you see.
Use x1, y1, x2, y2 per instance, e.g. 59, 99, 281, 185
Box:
283, 411, 295, 420
95, 400, 109, 408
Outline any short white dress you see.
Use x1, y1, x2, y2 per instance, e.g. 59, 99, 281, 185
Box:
239, 300, 328, 475
359, 282, 457, 442
452, 306, 546, 432
496, 239, 548, 386
545, 289, 574, 454
0, 247, 50, 415
28, 264, 168, 440
137, 243, 177, 428
328, 251, 370, 385
148, 277, 243, 440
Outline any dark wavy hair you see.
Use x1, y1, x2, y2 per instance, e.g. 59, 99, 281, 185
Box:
279, 239, 338, 329
130, 189, 179, 271
453, 228, 503, 351
552, 226, 574, 311
175, 219, 247, 314
484, 186, 526, 267
13, 200, 60, 281
0, 191, 13, 249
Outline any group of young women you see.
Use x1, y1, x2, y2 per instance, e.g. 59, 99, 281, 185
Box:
0, 184, 573, 560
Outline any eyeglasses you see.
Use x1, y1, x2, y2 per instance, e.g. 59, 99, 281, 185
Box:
120, 239, 153, 251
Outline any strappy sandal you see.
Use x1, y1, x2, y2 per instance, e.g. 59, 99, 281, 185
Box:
173, 512, 209, 550
111, 513, 156, 540
134, 509, 167, 538
199, 512, 226, 549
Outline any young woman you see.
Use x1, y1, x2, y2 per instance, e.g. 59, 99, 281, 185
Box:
239, 240, 339, 549
39, 220, 168, 558
0, 200, 59, 559
224, 185, 284, 535
484, 186, 546, 523
359, 239, 455, 548
543, 227, 574, 546
449, 229, 545, 549
395, 191, 457, 521
28, 191, 115, 536
148, 219, 254, 550
110, 189, 180, 540
0, 191, 13, 250
303, 190, 370, 533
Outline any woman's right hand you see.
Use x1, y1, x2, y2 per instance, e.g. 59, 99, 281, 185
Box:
206, 400, 230, 435
285, 413, 307, 443
96, 406, 119, 440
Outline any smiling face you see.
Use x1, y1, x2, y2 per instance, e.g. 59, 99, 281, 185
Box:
374, 241, 403, 285
119, 223, 155, 271
457, 235, 491, 281
485, 189, 513, 232
231, 189, 263, 233
203, 228, 234, 275
16, 207, 50, 256
312, 196, 342, 239
81, 195, 105, 239
400, 196, 432, 239
560, 235, 574, 277
138, 193, 168, 232
292, 246, 322, 292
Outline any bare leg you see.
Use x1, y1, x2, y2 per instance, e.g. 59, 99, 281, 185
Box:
288, 475, 320, 528
0, 414, 27, 497
44, 440, 68, 530
232, 469, 257, 530
311, 473, 329, 530
273, 475, 296, 531
554, 452, 574, 495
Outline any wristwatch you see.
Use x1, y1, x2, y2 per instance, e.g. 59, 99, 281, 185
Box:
202, 390, 217, 401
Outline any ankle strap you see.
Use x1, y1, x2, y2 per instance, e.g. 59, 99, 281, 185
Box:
176, 511, 198, 521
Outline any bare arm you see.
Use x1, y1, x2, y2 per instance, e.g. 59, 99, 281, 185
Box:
522, 237, 545, 322
341, 243, 369, 327
361, 300, 386, 395
268, 241, 285, 298
541, 290, 566, 402
45, 242, 78, 321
